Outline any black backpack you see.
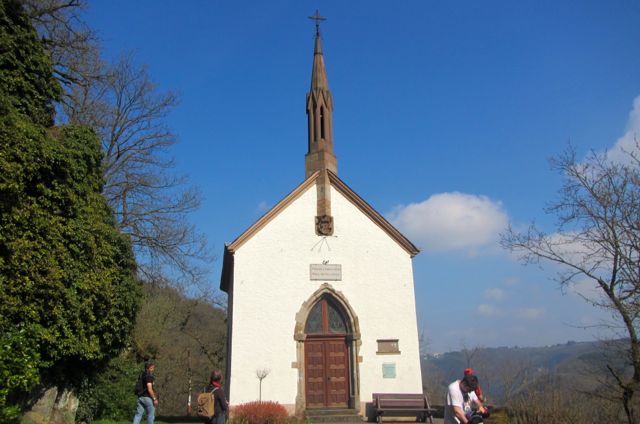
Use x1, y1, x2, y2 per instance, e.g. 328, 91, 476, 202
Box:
134, 372, 146, 396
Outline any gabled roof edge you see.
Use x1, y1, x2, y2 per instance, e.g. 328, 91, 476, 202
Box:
327, 170, 420, 257
226, 171, 320, 253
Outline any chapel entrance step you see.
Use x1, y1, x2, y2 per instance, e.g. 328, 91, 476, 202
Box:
305, 408, 364, 423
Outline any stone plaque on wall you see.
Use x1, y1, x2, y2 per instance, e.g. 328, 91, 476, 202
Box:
377, 339, 400, 354
310, 264, 342, 281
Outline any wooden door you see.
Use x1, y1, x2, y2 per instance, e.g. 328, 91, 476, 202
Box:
325, 338, 348, 407
305, 337, 348, 408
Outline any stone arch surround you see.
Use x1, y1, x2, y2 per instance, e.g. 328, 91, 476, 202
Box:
293, 283, 362, 415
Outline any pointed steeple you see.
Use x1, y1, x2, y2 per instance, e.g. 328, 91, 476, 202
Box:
305, 10, 336, 179
306, 11, 336, 236
310, 28, 329, 92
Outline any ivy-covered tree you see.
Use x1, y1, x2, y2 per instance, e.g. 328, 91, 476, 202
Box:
0, 0, 60, 126
0, 1, 140, 421
20, 0, 213, 296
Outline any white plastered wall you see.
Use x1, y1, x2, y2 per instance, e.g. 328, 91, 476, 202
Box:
228, 181, 422, 410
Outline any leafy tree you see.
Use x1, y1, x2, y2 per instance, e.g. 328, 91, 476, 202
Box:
0, 1, 140, 420
73, 282, 227, 420
502, 143, 640, 424
131, 284, 227, 415
20, 0, 214, 296
0, 0, 60, 126
8, 2, 226, 420
75, 354, 139, 422
0, 323, 40, 423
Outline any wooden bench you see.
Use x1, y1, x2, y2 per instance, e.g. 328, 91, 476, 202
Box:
372, 393, 435, 423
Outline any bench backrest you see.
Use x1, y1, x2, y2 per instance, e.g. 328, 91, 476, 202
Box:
372, 393, 427, 408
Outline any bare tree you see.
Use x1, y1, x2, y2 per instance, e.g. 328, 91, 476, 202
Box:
501, 141, 640, 424
506, 376, 622, 424
494, 358, 533, 405
20, 0, 103, 98
461, 341, 481, 368
256, 369, 270, 402
21, 0, 214, 293
64, 55, 211, 287
133, 284, 227, 414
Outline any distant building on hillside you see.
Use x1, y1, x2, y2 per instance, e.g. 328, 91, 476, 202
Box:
220, 14, 423, 418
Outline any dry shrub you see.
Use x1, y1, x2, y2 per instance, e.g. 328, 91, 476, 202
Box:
231, 401, 290, 424
506, 386, 622, 424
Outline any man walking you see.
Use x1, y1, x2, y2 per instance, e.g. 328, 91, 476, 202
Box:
133, 361, 159, 424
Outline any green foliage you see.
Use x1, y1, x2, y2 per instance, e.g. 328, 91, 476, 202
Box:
0, 0, 60, 127
0, 115, 141, 371
0, 322, 40, 423
0, 3, 141, 419
130, 284, 227, 415
74, 283, 227, 419
76, 354, 140, 422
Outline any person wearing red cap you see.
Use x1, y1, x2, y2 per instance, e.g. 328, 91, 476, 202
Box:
464, 368, 484, 402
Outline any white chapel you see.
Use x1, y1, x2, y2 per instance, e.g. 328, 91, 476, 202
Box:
220, 17, 423, 418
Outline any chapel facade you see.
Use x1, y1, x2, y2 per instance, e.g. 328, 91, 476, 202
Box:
220, 18, 423, 417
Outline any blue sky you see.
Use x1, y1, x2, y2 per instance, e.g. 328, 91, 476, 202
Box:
84, 1, 640, 353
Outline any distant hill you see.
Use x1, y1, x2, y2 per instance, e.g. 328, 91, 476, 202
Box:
421, 339, 630, 405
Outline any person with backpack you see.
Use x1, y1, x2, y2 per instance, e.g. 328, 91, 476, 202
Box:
200, 370, 228, 424
132, 361, 158, 424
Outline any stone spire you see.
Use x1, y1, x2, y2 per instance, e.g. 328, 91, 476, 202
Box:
305, 11, 337, 179
306, 11, 336, 236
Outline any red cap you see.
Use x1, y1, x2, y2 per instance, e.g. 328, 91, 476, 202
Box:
464, 368, 474, 375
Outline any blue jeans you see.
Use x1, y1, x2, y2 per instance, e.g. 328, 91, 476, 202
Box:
132, 396, 155, 424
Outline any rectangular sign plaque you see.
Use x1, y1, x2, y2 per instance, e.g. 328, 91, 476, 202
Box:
382, 363, 397, 379
309, 264, 342, 281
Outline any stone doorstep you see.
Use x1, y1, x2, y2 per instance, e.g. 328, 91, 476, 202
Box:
305, 408, 363, 423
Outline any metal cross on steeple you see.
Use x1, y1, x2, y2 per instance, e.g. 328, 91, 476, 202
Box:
308, 10, 326, 35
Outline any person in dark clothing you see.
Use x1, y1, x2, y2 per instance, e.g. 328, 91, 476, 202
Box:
204, 370, 228, 424
133, 361, 158, 424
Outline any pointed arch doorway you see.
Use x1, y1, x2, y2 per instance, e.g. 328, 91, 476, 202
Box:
303, 293, 355, 409
304, 296, 348, 407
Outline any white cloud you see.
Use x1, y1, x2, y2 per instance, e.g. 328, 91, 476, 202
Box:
526, 97, 640, 308
538, 233, 616, 284
388, 192, 509, 253
478, 303, 502, 317
546, 232, 599, 264
516, 308, 545, 319
484, 288, 506, 301
607, 95, 640, 164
